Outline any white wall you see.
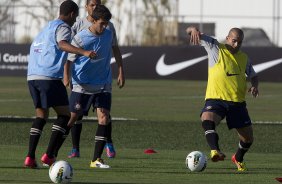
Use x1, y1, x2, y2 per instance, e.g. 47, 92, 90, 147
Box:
178, 0, 281, 46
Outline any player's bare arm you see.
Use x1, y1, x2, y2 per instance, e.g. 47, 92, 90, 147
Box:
186, 26, 201, 45
248, 76, 259, 98
58, 40, 97, 59
63, 60, 72, 87
112, 45, 125, 88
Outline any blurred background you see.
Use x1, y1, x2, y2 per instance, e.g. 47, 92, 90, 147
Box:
0, 0, 281, 47
0, 0, 282, 81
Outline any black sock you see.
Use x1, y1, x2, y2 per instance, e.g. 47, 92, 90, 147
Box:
46, 115, 69, 158
106, 121, 112, 143
93, 124, 107, 161
27, 117, 46, 158
235, 141, 252, 162
71, 117, 83, 150
54, 126, 70, 157
202, 120, 220, 150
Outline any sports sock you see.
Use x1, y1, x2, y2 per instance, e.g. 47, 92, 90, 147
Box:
92, 124, 107, 161
54, 126, 70, 157
106, 120, 112, 143
71, 116, 83, 150
27, 117, 46, 158
235, 141, 252, 162
202, 120, 220, 150
46, 115, 69, 158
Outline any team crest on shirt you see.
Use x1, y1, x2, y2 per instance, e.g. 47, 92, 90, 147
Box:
206, 106, 213, 110
74, 103, 81, 110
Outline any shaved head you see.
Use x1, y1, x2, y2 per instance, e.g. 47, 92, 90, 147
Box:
228, 28, 244, 39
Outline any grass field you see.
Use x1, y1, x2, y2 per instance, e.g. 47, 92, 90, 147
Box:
0, 77, 281, 184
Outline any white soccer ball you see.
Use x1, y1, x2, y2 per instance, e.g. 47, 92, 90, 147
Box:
49, 160, 73, 183
186, 151, 207, 172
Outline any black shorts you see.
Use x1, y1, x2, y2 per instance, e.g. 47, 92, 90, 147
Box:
69, 91, 111, 116
201, 99, 252, 129
28, 80, 69, 109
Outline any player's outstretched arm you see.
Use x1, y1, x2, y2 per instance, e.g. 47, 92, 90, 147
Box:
58, 40, 97, 59
248, 76, 259, 98
112, 45, 125, 88
186, 26, 201, 45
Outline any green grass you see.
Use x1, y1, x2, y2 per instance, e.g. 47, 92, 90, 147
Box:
0, 77, 282, 184
1, 146, 281, 184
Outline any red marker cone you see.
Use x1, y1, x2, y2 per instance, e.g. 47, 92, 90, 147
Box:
144, 148, 157, 154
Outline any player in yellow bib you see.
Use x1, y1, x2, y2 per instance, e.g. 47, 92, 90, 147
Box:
186, 26, 259, 171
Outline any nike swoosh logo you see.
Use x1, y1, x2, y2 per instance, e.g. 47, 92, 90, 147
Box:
253, 58, 282, 73
110, 53, 132, 64
90, 58, 105, 63
156, 54, 208, 76
33, 42, 44, 47
226, 72, 239, 76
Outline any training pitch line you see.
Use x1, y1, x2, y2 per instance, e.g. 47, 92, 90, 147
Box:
0, 115, 138, 122
1, 116, 282, 124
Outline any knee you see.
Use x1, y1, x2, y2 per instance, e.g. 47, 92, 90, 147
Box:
98, 114, 110, 125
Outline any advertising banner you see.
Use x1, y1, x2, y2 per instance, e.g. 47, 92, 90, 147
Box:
0, 44, 281, 82
0, 44, 29, 76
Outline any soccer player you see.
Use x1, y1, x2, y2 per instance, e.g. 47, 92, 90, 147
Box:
24, 0, 96, 168
67, 4, 122, 168
64, 0, 124, 159
186, 26, 259, 171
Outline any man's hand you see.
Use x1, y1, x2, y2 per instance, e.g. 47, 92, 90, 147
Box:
63, 60, 72, 89
87, 51, 97, 59
81, 50, 97, 59
248, 86, 259, 98
249, 76, 259, 98
63, 77, 70, 88
117, 68, 125, 88
186, 26, 201, 45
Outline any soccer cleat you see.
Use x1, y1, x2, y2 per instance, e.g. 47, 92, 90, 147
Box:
105, 143, 116, 158
24, 156, 38, 169
68, 148, 80, 158
210, 150, 226, 162
232, 154, 247, 171
90, 158, 110, 169
41, 153, 56, 167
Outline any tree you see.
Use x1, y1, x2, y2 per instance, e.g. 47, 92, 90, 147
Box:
21, 0, 65, 33
0, 0, 20, 43
140, 0, 177, 46
103, 0, 177, 46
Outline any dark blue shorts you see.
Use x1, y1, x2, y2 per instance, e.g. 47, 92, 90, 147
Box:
201, 99, 252, 129
69, 92, 111, 116
28, 80, 69, 109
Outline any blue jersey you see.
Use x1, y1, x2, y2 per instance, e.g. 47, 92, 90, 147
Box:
27, 19, 69, 79
71, 29, 113, 87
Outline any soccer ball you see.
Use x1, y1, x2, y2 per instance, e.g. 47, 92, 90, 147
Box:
185, 151, 207, 172
49, 160, 73, 183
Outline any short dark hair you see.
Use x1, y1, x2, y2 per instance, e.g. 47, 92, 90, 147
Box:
86, 0, 101, 5
91, 4, 112, 21
60, 0, 79, 16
